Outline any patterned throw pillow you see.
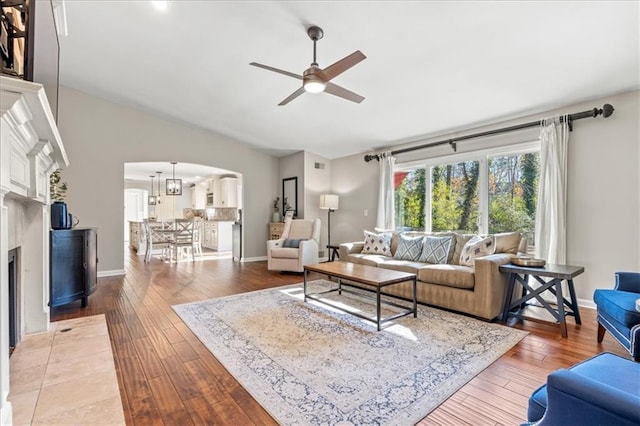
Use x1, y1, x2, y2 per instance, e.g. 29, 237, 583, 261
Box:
459, 235, 496, 266
393, 234, 424, 261
362, 230, 392, 256
419, 236, 453, 264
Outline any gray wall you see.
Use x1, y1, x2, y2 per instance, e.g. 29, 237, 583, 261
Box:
303, 152, 331, 255
57, 87, 278, 273
278, 152, 305, 218
330, 90, 640, 303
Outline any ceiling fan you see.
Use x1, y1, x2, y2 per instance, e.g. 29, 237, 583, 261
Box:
250, 26, 366, 106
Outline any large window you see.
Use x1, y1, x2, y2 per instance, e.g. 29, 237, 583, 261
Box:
394, 144, 539, 247
488, 152, 539, 245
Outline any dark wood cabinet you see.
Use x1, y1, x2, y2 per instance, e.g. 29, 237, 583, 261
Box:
50, 228, 98, 307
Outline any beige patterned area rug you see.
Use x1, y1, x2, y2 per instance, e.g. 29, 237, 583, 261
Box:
173, 280, 527, 425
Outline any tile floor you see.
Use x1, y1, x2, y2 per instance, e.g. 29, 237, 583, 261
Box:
8, 315, 125, 425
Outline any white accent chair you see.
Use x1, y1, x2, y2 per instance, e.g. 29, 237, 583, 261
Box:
267, 218, 321, 272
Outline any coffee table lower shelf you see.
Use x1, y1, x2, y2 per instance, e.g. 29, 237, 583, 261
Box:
303, 262, 417, 331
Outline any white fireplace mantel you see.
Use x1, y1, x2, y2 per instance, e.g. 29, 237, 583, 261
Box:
0, 76, 68, 426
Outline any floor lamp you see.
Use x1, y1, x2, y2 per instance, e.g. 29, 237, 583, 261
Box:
319, 194, 339, 259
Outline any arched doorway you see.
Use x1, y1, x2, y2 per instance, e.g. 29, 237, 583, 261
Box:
124, 162, 243, 262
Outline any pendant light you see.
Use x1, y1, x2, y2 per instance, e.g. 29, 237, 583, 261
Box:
148, 175, 157, 205
166, 161, 182, 196
155, 171, 162, 204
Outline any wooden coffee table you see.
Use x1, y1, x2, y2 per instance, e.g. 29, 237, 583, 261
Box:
303, 261, 417, 331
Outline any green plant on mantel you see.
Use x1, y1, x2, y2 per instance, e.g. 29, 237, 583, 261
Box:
49, 169, 68, 202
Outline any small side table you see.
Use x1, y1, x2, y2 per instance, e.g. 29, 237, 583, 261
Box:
327, 244, 340, 262
500, 263, 584, 337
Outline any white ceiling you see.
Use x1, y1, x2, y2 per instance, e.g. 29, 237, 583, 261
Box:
59, 1, 639, 161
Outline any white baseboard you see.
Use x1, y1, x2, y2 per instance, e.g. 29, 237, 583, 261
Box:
98, 269, 126, 278
242, 256, 267, 263
577, 298, 596, 310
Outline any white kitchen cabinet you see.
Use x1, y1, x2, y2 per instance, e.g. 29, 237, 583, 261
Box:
217, 177, 238, 208
205, 179, 215, 193
191, 183, 206, 209
216, 221, 233, 251
202, 220, 232, 251
189, 187, 196, 208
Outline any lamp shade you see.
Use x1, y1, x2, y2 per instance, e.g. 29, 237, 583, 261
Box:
319, 194, 339, 210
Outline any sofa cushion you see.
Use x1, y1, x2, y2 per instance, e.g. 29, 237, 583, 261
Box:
394, 234, 424, 261
283, 238, 304, 248
452, 233, 475, 265
376, 259, 425, 275
419, 235, 453, 264
270, 247, 300, 259
460, 235, 496, 266
594, 289, 640, 326
346, 253, 391, 267
362, 230, 392, 256
431, 232, 457, 263
418, 264, 475, 289
494, 232, 522, 254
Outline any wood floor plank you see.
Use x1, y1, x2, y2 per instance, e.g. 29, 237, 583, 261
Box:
50, 249, 634, 425
147, 374, 194, 425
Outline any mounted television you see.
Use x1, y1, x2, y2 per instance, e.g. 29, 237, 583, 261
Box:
1, 0, 60, 121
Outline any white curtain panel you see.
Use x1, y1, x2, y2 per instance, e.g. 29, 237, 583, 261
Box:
535, 115, 569, 265
376, 152, 396, 230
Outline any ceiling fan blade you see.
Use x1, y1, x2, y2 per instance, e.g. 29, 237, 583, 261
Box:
278, 87, 306, 106
320, 51, 366, 81
249, 62, 303, 80
324, 82, 365, 104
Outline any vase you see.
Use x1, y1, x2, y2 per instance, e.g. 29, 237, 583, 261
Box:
272, 212, 281, 223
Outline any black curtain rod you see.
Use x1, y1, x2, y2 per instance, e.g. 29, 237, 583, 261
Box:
363, 104, 615, 162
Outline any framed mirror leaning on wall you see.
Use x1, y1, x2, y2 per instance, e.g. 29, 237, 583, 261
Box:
282, 177, 298, 218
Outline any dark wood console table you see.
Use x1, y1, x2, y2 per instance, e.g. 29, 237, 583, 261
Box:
500, 263, 584, 337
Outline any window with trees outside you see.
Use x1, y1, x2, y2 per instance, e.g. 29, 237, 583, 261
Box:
394, 143, 540, 250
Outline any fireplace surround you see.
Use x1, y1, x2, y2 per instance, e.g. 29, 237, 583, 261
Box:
0, 76, 68, 425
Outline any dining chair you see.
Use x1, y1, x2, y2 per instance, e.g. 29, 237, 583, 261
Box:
143, 219, 173, 262
169, 219, 195, 262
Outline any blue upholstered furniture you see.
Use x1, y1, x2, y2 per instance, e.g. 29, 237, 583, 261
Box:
593, 272, 640, 361
526, 352, 640, 425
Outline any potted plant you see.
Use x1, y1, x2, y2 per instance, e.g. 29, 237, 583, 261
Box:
272, 197, 281, 222
50, 169, 70, 229
50, 169, 68, 202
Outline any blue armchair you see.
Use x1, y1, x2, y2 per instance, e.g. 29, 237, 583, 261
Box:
525, 352, 640, 425
593, 272, 640, 361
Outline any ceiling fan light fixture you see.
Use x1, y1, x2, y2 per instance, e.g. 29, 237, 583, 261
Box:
303, 66, 326, 93
304, 79, 326, 93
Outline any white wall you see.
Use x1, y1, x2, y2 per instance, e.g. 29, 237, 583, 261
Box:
330, 90, 640, 302
57, 87, 279, 272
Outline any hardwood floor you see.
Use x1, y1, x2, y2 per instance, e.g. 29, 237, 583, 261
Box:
51, 250, 630, 425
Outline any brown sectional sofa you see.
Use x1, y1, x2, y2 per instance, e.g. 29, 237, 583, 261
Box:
338, 231, 525, 321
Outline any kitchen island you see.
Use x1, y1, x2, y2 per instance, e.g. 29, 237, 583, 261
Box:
202, 220, 233, 251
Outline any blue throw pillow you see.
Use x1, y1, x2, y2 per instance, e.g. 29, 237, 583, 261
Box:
283, 239, 304, 248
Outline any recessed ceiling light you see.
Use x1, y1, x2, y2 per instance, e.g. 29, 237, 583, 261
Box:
150, 1, 168, 12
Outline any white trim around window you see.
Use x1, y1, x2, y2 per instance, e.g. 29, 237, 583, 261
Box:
395, 141, 540, 234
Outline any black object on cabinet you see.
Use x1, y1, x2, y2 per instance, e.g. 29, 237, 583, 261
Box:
50, 228, 98, 308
